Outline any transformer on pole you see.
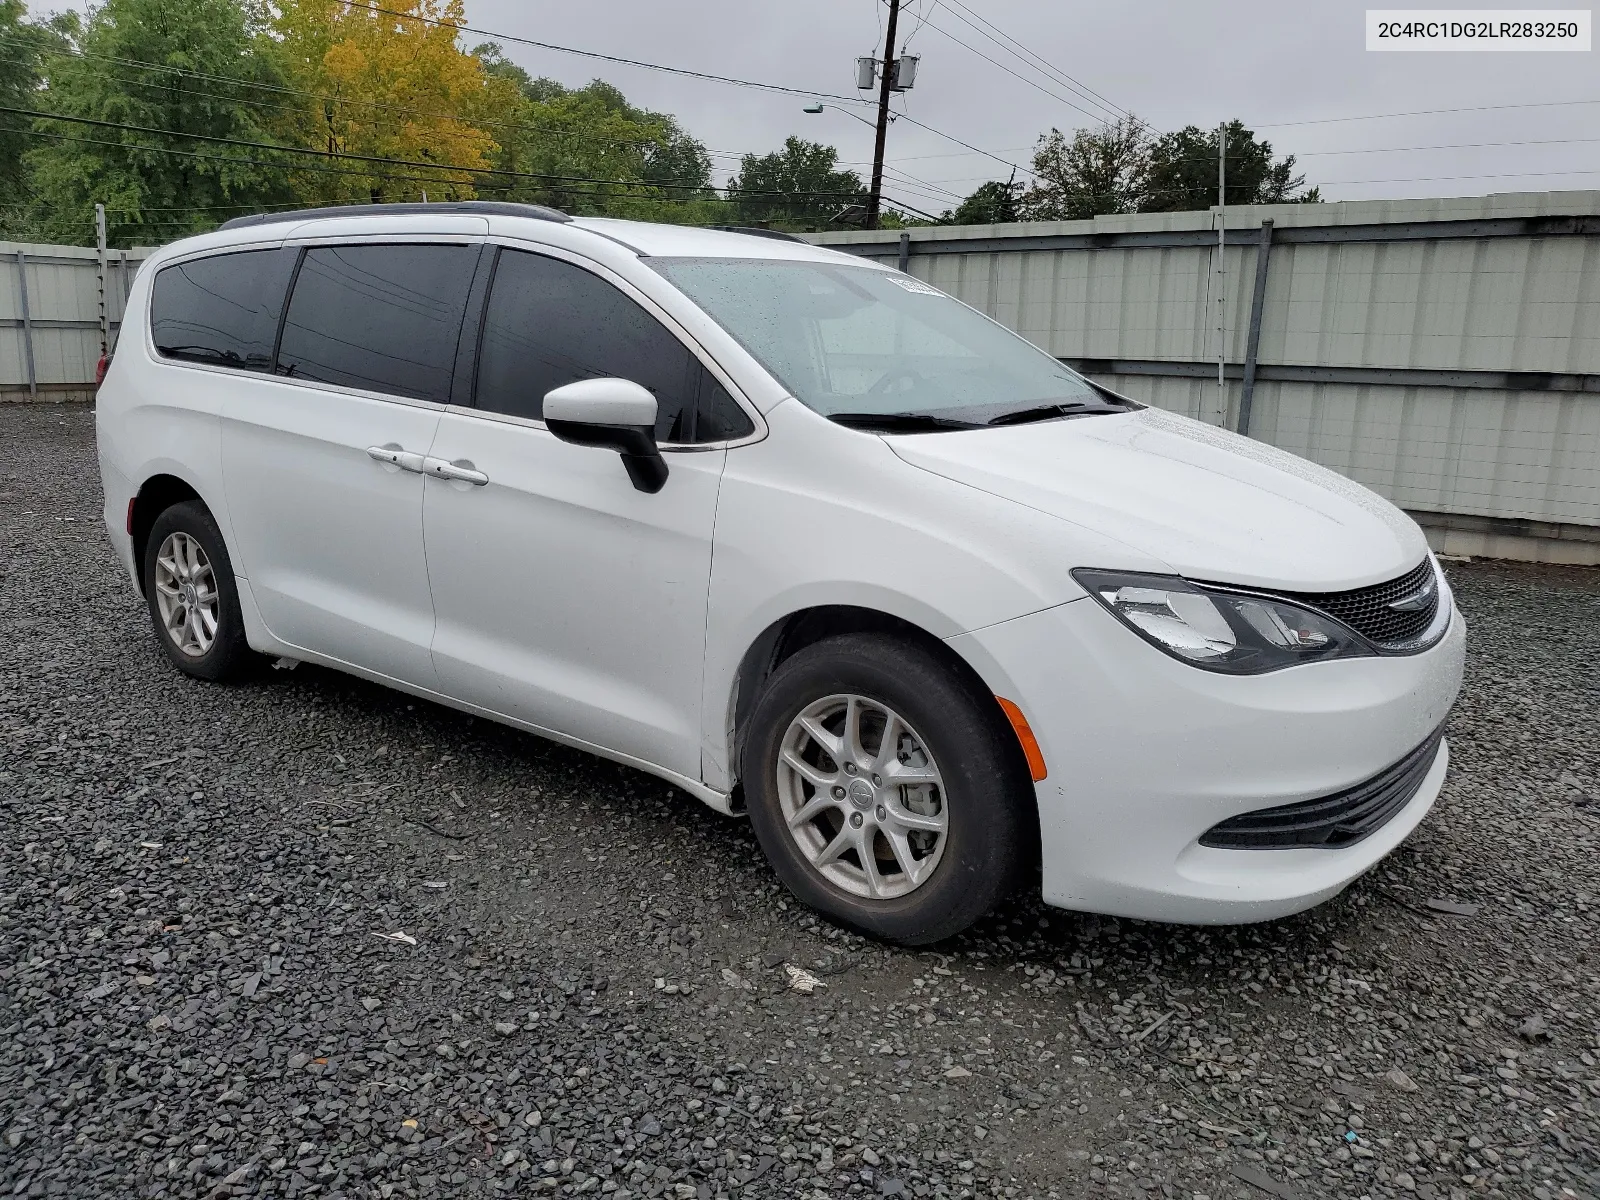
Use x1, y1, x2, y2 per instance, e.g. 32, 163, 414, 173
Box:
859, 0, 920, 230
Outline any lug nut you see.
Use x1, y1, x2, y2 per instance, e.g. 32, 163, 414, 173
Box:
876, 805, 886, 821
844, 763, 856, 775
832, 786, 846, 799
849, 812, 864, 828
872, 774, 882, 786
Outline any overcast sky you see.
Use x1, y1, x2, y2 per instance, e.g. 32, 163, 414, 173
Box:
462, 0, 1598, 213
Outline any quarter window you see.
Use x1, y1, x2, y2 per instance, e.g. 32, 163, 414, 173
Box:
276, 244, 479, 403
475, 248, 750, 443
150, 248, 298, 371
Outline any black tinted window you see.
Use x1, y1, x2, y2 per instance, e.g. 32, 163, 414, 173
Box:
697, 373, 755, 441
478, 249, 726, 442
277, 244, 478, 402
151, 248, 297, 371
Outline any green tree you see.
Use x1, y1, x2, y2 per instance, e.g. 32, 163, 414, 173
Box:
22, 0, 293, 245
474, 45, 719, 222
0, 1, 73, 223
1141, 119, 1319, 212
725, 136, 865, 229
1021, 116, 1150, 220
944, 178, 1022, 225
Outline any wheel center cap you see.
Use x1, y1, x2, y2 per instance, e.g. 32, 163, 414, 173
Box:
847, 778, 876, 810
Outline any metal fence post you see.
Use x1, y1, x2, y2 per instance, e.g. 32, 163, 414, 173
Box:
1237, 218, 1275, 438
95, 202, 109, 355
15, 248, 36, 398
898, 231, 910, 273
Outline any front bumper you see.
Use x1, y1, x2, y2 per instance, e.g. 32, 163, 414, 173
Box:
949, 590, 1466, 924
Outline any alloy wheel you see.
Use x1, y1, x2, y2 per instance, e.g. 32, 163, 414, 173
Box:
774, 693, 949, 899
152, 531, 219, 658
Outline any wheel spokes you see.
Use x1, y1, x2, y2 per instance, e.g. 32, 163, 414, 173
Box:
786, 792, 837, 831
774, 692, 951, 901
154, 531, 217, 659
780, 746, 837, 790
884, 798, 945, 834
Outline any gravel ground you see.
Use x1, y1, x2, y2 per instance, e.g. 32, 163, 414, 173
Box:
1, 403, 1597, 1200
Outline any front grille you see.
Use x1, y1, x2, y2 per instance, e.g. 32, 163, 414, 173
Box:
1199, 726, 1446, 850
1280, 558, 1438, 647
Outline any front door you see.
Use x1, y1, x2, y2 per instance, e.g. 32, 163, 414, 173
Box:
422, 245, 749, 778
220, 240, 481, 685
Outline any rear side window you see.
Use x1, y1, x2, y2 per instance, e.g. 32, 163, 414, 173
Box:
150, 248, 297, 371
475, 248, 751, 443
276, 244, 478, 403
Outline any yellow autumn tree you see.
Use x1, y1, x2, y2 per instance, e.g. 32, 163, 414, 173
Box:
271, 0, 507, 205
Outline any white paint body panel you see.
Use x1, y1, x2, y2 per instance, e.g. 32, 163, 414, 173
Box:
219, 377, 442, 686
950, 591, 1466, 922
889, 406, 1431, 592
422, 409, 724, 779
541, 377, 657, 427
96, 210, 1468, 928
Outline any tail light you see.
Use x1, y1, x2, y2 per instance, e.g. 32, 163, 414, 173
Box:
95, 353, 110, 385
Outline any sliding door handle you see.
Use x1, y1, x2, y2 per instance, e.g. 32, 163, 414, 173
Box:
423, 456, 489, 486
366, 444, 426, 473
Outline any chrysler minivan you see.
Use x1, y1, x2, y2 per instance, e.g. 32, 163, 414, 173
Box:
96, 202, 1464, 943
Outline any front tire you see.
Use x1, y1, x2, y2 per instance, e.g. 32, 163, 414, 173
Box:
141, 500, 251, 682
743, 633, 1032, 945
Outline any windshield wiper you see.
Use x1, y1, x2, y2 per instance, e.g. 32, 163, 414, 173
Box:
828, 411, 983, 433
985, 399, 1125, 426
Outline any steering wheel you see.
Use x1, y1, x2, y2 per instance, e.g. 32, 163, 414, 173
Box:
867, 367, 929, 396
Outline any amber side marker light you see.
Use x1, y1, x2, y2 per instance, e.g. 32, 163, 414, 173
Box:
995, 697, 1048, 782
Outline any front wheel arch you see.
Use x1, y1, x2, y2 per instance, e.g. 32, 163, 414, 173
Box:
727, 605, 1037, 815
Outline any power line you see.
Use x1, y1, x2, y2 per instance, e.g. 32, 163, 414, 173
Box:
1316, 166, 1600, 187
1257, 96, 1600, 128
341, 0, 873, 107
3, 104, 872, 198
908, 12, 1113, 127
337, 0, 1032, 180
892, 112, 1036, 180
0, 122, 857, 205
899, 0, 942, 50
0, 36, 718, 166
0, 21, 1025, 204
1296, 135, 1600, 157
935, 0, 1129, 122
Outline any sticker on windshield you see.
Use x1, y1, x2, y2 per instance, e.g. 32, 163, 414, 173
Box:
886, 274, 941, 295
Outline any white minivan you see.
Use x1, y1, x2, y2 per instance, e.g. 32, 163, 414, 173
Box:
97, 202, 1464, 944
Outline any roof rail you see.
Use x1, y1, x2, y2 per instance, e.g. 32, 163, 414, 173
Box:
710, 225, 810, 244
219, 201, 571, 231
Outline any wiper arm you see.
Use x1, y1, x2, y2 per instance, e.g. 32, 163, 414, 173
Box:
986, 399, 1123, 426
827, 411, 983, 433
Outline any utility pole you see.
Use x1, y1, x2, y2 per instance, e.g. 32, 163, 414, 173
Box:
866, 0, 903, 230
1214, 121, 1227, 426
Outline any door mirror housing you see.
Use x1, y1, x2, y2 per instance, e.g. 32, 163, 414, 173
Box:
542, 378, 668, 493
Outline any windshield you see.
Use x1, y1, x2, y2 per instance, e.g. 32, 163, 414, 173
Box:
649, 257, 1120, 425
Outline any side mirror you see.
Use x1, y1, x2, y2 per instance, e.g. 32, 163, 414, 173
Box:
542, 378, 668, 493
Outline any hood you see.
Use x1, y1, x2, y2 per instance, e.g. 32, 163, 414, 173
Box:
888, 406, 1428, 592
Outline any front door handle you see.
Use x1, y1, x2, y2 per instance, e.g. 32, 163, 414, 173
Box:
423, 456, 489, 486
366, 444, 426, 473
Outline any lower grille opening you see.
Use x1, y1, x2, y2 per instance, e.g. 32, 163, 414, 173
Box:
1199, 726, 1446, 850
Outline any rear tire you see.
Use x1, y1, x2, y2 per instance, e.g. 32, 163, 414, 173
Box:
141, 500, 251, 682
742, 633, 1032, 945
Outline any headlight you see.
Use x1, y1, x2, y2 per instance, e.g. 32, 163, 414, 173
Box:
1072, 569, 1372, 674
